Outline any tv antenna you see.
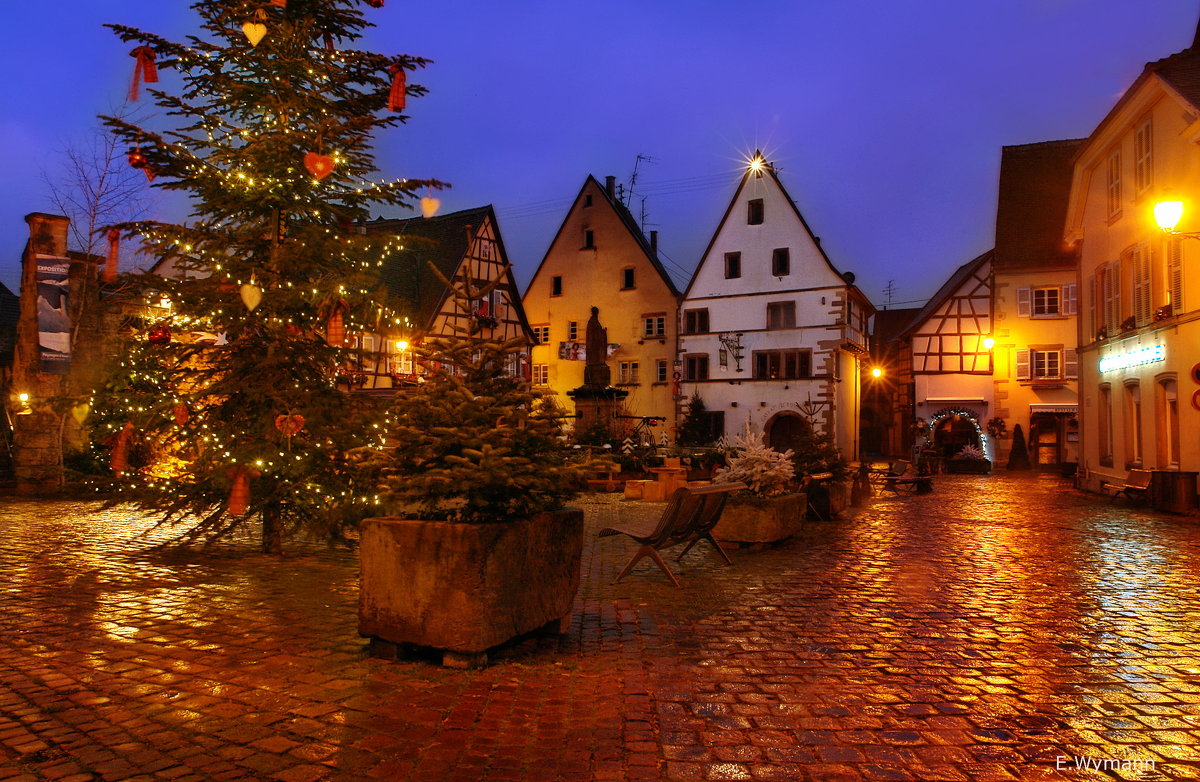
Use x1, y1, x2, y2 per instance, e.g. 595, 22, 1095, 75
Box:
624, 154, 657, 208
883, 279, 897, 308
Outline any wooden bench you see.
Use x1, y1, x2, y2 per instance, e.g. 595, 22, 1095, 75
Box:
598, 482, 745, 587
1101, 469, 1152, 502
877, 460, 933, 495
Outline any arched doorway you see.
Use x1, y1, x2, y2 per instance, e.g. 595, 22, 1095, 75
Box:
929, 409, 982, 459
765, 412, 811, 453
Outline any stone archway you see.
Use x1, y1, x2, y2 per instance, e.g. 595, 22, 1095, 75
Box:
765, 412, 811, 453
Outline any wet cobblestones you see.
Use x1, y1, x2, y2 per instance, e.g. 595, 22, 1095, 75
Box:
2, 474, 1199, 780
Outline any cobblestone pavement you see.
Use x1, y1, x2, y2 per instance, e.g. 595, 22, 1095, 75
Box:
2, 474, 1200, 781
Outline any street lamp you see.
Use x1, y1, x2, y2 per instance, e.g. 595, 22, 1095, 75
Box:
982, 336, 995, 351
870, 366, 884, 379
1153, 199, 1200, 240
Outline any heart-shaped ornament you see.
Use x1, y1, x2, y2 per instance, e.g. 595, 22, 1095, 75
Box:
274, 414, 305, 437
420, 196, 440, 218
243, 21, 267, 47
240, 283, 263, 311
71, 403, 90, 425
304, 152, 334, 180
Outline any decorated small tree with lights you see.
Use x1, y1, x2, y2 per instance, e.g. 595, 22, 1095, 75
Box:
89, 0, 443, 552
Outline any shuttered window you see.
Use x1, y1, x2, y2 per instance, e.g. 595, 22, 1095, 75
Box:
1169, 239, 1184, 315
1131, 244, 1152, 326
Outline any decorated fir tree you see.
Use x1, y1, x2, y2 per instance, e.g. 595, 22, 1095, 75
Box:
90, 0, 442, 552
713, 429, 795, 497
367, 272, 589, 523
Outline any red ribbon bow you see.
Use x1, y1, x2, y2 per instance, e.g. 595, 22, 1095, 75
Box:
388, 64, 406, 112
129, 46, 158, 102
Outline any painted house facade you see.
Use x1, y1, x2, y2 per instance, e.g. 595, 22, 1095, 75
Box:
1065, 37, 1200, 497
679, 156, 874, 458
990, 140, 1084, 468
522, 175, 681, 435
897, 251, 995, 461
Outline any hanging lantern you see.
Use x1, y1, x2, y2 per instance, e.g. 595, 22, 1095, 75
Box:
227, 466, 254, 516
387, 64, 406, 112
105, 228, 121, 282
128, 46, 158, 102
304, 151, 335, 180
110, 423, 135, 476
325, 307, 346, 347
240, 283, 263, 311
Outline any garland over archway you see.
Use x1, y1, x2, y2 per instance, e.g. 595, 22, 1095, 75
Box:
927, 407, 991, 461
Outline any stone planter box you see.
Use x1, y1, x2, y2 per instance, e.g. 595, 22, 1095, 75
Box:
713, 493, 806, 545
807, 479, 851, 520
947, 459, 992, 474
358, 508, 584, 667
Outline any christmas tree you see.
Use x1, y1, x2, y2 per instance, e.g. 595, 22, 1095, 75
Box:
90, 0, 442, 552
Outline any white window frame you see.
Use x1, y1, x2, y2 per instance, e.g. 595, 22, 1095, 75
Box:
1106, 149, 1122, 219
532, 364, 549, 386
642, 315, 666, 338
618, 361, 640, 385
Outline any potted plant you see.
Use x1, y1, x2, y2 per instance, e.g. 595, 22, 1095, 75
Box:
710, 430, 805, 545
357, 303, 594, 667
946, 443, 992, 474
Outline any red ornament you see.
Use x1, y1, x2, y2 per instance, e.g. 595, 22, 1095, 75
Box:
110, 423, 135, 476
274, 414, 305, 437
325, 301, 348, 346
270, 0, 287, 6
172, 404, 189, 426
365, 0, 384, 7
387, 64, 406, 112
105, 228, 121, 282
304, 152, 334, 180
227, 466, 259, 516
148, 325, 171, 345
127, 150, 147, 169
129, 46, 158, 102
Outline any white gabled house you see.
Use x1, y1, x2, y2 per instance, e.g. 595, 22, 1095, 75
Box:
678, 154, 874, 458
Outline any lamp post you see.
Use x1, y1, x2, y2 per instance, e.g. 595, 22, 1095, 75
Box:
1154, 199, 1200, 239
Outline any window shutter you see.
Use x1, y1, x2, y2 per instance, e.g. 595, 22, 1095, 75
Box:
1064, 348, 1078, 379
1064, 284, 1078, 316
1017, 287, 1032, 317
1016, 348, 1031, 381
1133, 245, 1152, 325
1169, 239, 1184, 314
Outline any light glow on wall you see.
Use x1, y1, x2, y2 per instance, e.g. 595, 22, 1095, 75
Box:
1098, 344, 1165, 373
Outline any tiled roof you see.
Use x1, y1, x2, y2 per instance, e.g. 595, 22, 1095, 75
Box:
364, 206, 494, 332
1149, 44, 1200, 109
994, 140, 1084, 272
872, 307, 922, 346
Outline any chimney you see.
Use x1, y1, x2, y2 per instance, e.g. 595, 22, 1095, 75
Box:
605, 176, 616, 198
649, 230, 658, 255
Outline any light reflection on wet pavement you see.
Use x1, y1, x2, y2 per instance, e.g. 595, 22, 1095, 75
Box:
1, 473, 1198, 780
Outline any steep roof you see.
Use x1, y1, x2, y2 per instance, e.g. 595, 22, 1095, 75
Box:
365, 205, 495, 331
872, 306, 922, 346
897, 249, 993, 339
994, 139, 1084, 272
0, 281, 18, 326
524, 175, 681, 298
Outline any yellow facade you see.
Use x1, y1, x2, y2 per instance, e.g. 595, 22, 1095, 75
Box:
522, 176, 680, 437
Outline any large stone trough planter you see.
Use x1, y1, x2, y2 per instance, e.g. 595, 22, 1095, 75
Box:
713, 493, 806, 545
358, 508, 584, 667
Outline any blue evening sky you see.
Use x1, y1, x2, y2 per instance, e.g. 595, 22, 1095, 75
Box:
2, 1, 1196, 308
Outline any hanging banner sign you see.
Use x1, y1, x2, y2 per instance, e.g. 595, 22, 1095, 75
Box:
35, 254, 71, 374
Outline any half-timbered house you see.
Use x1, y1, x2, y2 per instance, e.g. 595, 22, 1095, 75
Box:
897, 250, 995, 461
679, 154, 874, 458
359, 205, 533, 390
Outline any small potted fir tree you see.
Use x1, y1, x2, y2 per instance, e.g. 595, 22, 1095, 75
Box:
357, 282, 592, 667
710, 430, 806, 545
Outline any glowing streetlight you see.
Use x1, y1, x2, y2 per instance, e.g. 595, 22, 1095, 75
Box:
1154, 200, 1185, 233
982, 336, 996, 351
870, 367, 884, 379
